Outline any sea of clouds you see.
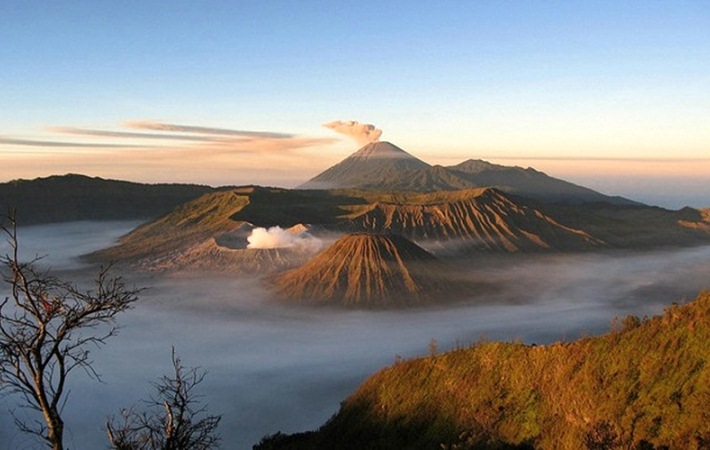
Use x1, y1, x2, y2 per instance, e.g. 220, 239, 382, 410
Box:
1, 221, 709, 449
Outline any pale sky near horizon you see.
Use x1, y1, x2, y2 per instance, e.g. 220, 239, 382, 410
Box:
1, 1, 709, 208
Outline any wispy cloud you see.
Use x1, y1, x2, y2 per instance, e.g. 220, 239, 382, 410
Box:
47, 126, 223, 142
0, 120, 338, 185
0, 136, 148, 149
125, 121, 296, 139
2, 121, 335, 154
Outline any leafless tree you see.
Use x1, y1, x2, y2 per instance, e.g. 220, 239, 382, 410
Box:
0, 213, 141, 450
106, 348, 221, 450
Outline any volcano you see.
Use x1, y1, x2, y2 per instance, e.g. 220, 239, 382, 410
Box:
299, 141, 636, 205
273, 233, 476, 307
299, 141, 431, 190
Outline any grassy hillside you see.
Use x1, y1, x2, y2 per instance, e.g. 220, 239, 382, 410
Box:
256, 292, 710, 450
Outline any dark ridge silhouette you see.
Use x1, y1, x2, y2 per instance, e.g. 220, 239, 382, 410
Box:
0, 174, 213, 224
447, 159, 638, 205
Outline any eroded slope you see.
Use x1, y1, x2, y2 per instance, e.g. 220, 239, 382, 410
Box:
274, 233, 478, 307
340, 188, 604, 253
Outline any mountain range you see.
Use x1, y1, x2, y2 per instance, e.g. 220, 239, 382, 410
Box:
93, 183, 710, 274
300, 141, 636, 205
6, 141, 710, 305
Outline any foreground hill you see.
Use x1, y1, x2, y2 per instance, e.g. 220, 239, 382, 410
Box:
273, 233, 479, 307
256, 292, 710, 449
300, 141, 635, 205
0, 174, 214, 225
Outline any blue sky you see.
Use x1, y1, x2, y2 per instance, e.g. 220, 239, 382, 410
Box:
1, 1, 709, 207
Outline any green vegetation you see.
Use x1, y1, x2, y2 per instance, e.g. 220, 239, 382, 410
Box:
255, 292, 710, 449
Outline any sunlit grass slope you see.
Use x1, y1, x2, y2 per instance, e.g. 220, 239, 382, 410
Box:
256, 292, 710, 450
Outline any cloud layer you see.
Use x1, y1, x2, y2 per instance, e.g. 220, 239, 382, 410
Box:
0, 120, 339, 186
4, 121, 334, 154
125, 121, 296, 139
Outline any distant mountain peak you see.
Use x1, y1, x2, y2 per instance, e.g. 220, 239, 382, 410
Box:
449, 159, 509, 173
298, 141, 430, 190
299, 141, 636, 205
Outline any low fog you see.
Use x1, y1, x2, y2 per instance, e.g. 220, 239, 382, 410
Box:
1, 222, 709, 449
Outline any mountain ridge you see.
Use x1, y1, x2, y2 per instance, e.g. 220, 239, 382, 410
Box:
300, 141, 637, 206
92, 186, 710, 272
339, 187, 604, 253
0, 173, 214, 224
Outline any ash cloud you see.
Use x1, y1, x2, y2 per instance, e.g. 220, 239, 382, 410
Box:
323, 120, 382, 145
247, 226, 322, 252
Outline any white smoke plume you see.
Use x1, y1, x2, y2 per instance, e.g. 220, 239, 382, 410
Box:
246, 226, 322, 253
323, 120, 382, 145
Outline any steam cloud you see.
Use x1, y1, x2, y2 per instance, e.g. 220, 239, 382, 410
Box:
246, 226, 322, 252
323, 120, 382, 145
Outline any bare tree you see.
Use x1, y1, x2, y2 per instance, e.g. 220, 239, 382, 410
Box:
106, 348, 221, 450
0, 213, 141, 450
